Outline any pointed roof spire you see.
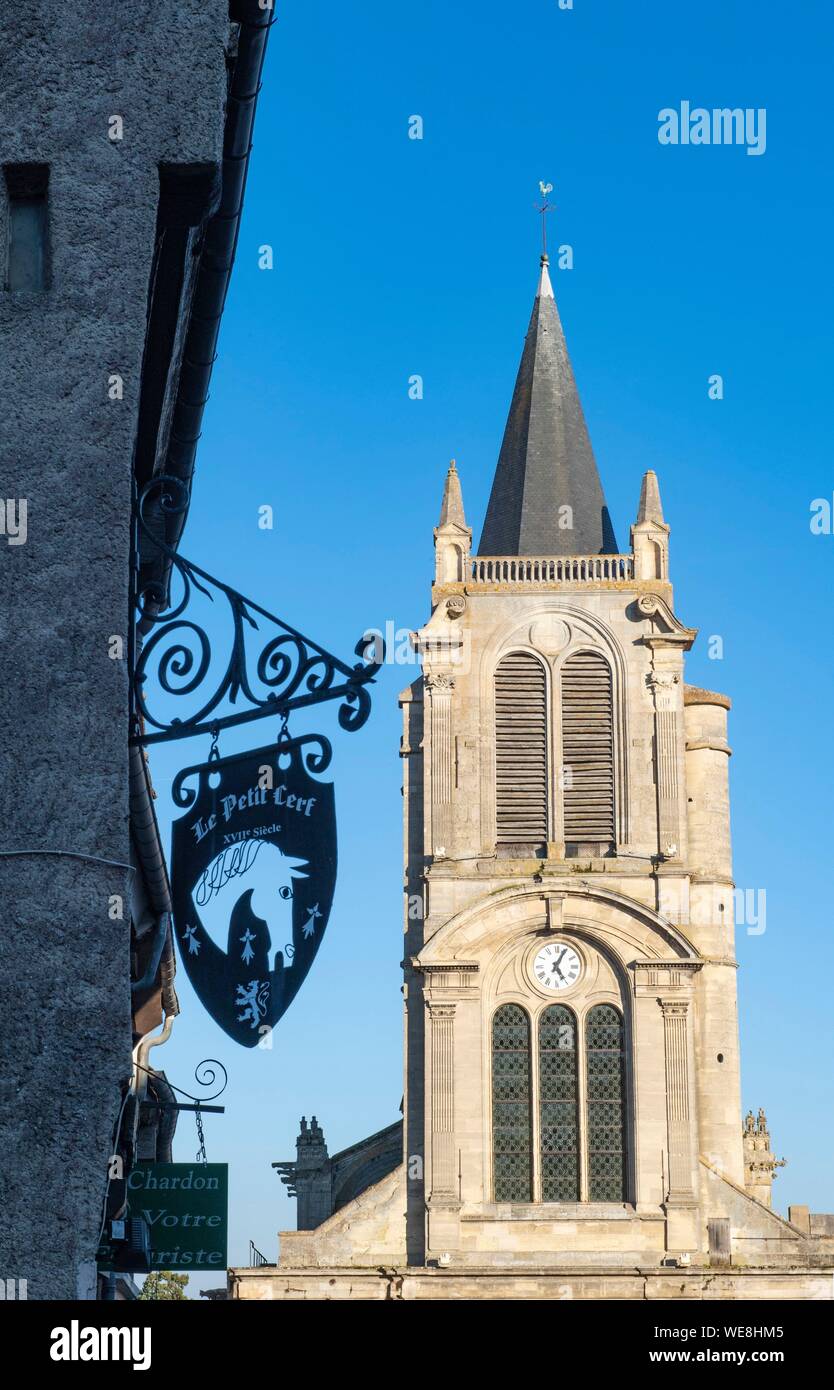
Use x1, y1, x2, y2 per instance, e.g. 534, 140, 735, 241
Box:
477, 255, 617, 557
637, 469, 665, 526
438, 458, 467, 528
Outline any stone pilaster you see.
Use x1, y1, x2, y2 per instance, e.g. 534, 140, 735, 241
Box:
427, 1001, 457, 1199
660, 1001, 695, 1197
659, 998, 698, 1251
425, 674, 455, 857
648, 669, 683, 858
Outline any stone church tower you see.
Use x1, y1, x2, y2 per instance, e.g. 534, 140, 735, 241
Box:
234, 255, 833, 1300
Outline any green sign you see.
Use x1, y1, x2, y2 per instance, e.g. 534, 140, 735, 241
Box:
101, 1163, 228, 1272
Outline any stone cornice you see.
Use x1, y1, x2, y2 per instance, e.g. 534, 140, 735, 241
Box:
412, 960, 480, 975
632, 960, 703, 997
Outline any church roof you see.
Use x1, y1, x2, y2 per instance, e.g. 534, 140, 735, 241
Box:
477, 256, 617, 557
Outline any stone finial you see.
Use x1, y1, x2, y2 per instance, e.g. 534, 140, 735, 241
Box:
637, 469, 666, 525
631, 469, 670, 581
297, 1115, 326, 1153
434, 460, 472, 585
439, 460, 467, 529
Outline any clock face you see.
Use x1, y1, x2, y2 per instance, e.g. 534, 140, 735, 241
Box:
531, 943, 582, 992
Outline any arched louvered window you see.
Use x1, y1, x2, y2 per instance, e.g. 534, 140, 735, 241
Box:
586, 1004, 627, 1201
561, 651, 615, 849
494, 652, 548, 845
539, 1005, 580, 1201
492, 1004, 532, 1201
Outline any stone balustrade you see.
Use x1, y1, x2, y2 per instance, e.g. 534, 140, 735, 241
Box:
470, 554, 635, 583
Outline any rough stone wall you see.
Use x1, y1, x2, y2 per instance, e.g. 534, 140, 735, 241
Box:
0, 0, 228, 1299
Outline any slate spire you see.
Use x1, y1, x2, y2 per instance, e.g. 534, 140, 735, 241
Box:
478, 255, 617, 557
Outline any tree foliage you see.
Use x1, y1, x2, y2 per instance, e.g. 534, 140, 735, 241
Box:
139, 1270, 190, 1301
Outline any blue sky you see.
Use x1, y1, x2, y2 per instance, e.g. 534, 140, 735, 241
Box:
145, 0, 834, 1288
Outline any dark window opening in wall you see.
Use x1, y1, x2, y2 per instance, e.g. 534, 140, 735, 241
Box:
4, 163, 50, 291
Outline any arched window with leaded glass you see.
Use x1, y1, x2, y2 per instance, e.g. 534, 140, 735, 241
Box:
539, 1005, 580, 1201
585, 1004, 627, 1201
491, 1004, 532, 1201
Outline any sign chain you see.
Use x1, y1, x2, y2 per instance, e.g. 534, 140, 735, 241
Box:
195, 1104, 208, 1165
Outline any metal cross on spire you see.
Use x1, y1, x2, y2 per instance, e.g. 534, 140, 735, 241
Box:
536, 181, 555, 259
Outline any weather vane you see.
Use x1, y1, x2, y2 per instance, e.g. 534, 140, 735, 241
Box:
536, 181, 555, 259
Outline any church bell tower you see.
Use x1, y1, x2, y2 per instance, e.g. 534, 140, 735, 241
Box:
403, 251, 745, 1265
254, 242, 831, 1300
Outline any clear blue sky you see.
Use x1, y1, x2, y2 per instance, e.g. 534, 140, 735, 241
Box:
145, 0, 834, 1289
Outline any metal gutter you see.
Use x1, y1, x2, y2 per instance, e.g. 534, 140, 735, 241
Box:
129, 2, 274, 1014
161, 0, 275, 555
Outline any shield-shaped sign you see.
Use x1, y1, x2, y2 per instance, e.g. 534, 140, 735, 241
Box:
170, 735, 336, 1047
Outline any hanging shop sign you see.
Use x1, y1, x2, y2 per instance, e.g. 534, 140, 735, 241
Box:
100, 1164, 228, 1273
170, 734, 336, 1047
130, 475, 383, 1046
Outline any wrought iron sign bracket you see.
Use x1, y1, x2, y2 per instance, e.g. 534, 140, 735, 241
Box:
129, 474, 382, 748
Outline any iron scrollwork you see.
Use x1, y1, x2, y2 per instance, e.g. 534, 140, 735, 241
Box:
130, 474, 382, 746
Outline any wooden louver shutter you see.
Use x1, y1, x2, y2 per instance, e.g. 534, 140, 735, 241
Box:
561, 651, 615, 845
495, 652, 548, 845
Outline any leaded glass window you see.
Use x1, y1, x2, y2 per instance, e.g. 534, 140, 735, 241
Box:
586, 1004, 627, 1202
539, 1005, 580, 1201
492, 1004, 532, 1201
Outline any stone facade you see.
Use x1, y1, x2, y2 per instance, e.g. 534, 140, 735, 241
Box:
231, 258, 832, 1301
0, 2, 263, 1299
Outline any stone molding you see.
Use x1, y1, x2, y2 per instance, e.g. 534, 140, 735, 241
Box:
632, 961, 702, 996
415, 882, 700, 970
636, 593, 697, 650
